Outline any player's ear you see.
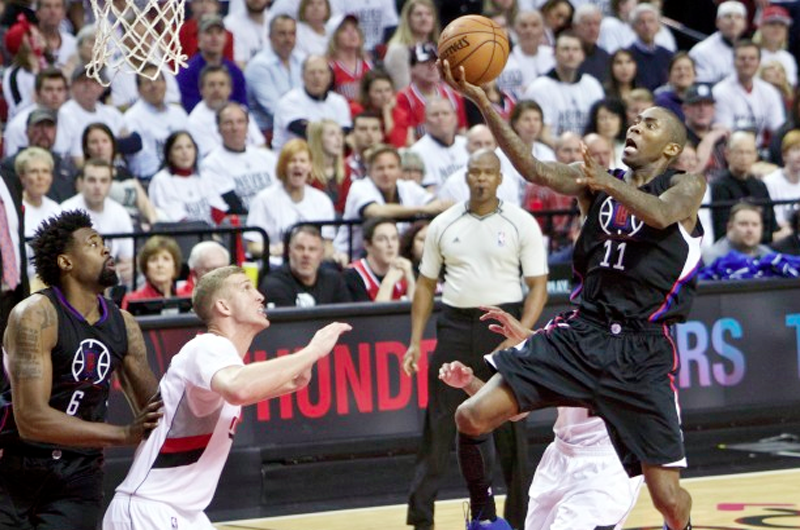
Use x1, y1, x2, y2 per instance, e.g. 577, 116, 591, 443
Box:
664, 142, 681, 159
215, 297, 232, 316
57, 254, 72, 272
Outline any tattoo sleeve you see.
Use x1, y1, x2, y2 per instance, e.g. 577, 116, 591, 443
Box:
10, 303, 56, 380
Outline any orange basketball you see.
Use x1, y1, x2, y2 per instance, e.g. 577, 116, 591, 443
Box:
438, 15, 510, 85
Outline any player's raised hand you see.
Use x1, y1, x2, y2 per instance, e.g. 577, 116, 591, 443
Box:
308, 322, 352, 360
479, 305, 533, 343
437, 59, 485, 104
438, 361, 474, 389
577, 143, 614, 192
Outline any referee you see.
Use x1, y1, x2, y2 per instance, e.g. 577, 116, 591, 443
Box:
403, 149, 549, 530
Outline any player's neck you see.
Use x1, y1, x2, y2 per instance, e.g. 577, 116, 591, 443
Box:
59, 283, 104, 323
207, 322, 258, 358
628, 160, 670, 186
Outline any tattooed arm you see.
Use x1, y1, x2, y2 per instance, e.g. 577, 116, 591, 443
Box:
439, 60, 591, 203
2, 296, 160, 447
116, 311, 159, 413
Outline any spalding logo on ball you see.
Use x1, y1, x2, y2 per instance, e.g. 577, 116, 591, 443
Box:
438, 15, 510, 85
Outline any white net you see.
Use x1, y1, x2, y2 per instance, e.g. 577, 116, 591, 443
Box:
86, 0, 187, 85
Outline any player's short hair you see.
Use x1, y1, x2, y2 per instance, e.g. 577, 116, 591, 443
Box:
31, 209, 93, 288
362, 217, 397, 244
192, 265, 245, 323
653, 107, 687, 153
137, 236, 183, 281
15, 146, 54, 176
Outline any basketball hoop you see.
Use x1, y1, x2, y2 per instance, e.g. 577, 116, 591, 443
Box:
86, 0, 187, 86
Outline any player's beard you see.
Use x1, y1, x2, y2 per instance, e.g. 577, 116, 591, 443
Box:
98, 263, 120, 288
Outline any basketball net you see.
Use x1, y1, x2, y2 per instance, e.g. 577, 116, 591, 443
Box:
86, 0, 187, 86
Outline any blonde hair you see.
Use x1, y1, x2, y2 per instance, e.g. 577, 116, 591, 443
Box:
781, 129, 800, 153
326, 17, 366, 59
192, 265, 244, 323
15, 146, 54, 176
307, 120, 346, 186
388, 0, 440, 46
760, 60, 793, 101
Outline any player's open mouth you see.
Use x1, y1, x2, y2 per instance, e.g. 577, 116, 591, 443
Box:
105, 258, 116, 270
623, 138, 638, 153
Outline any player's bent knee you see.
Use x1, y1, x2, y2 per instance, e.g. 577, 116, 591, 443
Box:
455, 401, 487, 437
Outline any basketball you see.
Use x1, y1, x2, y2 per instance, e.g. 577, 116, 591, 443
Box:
438, 15, 510, 85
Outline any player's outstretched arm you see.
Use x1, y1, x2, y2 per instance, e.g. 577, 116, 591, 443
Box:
577, 144, 707, 230
438, 59, 586, 197
211, 322, 352, 406
3, 296, 149, 447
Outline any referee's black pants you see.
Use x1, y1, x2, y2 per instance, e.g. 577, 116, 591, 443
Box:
407, 303, 530, 530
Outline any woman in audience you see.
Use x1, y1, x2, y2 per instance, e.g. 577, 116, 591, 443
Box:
769, 87, 800, 165
353, 69, 414, 147
327, 14, 372, 103
654, 52, 696, 121
399, 219, 430, 278
604, 48, 638, 101
540, 0, 573, 46
307, 119, 347, 207
247, 139, 344, 265
753, 6, 797, 88
760, 61, 794, 114
3, 15, 45, 119
148, 130, 230, 225
81, 123, 160, 228
500, 100, 555, 206
384, 0, 440, 90
296, 0, 332, 57
121, 235, 183, 309
344, 217, 415, 302
585, 98, 627, 168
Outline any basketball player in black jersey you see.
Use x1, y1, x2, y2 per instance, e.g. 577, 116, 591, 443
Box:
0, 210, 162, 530
440, 61, 705, 530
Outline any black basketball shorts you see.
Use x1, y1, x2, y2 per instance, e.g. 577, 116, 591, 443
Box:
489, 310, 685, 476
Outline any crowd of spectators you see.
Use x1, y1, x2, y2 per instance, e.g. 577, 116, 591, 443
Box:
3, 0, 800, 309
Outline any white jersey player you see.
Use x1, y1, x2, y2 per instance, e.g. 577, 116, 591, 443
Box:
103, 266, 351, 530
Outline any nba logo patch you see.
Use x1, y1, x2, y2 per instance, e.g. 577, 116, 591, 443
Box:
497, 230, 506, 247
171, 517, 178, 528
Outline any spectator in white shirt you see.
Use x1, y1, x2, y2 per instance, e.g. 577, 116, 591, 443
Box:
295, 0, 333, 57
36, 0, 76, 69
60, 159, 135, 283
383, 0, 440, 90
271, 54, 352, 150
497, 10, 555, 98
763, 130, 800, 233
712, 40, 786, 151
224, 0, 270, 68
408, 97, 469, 190
189, 64, 266, 158
754, 5, 797, 88
17, 147, 62, 282
124, 64, 189, 181
3, 68, 68, 158
689, 1, 748, 84
201, 103, 277, 212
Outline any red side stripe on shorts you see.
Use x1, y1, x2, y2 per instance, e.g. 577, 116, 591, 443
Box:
159, 433, 213, 454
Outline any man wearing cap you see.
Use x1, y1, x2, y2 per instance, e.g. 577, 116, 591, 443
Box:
1, 107, 79, 204
3, 69, 68, 159
397, 42, 467, 139
176, 13, 248, 113
689, 1, 748, 84
758, 5, 797, 87
244, 14, 305, 139
178, 0, 235, 63
682, 82, 729, 181
712, 39, 785, 151
271, 55, 352, 151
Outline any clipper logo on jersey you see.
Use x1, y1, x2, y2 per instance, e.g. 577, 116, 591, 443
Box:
71, 339, 111, 384
599, 197, 644, 237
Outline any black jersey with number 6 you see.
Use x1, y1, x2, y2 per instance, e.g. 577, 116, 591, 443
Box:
0, 287, 127, 455
571, 169, 704, 324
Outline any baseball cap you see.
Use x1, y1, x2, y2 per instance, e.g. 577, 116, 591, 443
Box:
199, 13, 225, 33
409, 42, 438, 66
717, 1, 747, 19
684, 83, 715, 105
27, 108, 58, 126
761, 5, 792, 25
325, 13, 359, 36
4, 16, 32, 57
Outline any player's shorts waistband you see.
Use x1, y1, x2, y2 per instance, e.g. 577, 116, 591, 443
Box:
443, 302, 522, 318
554, 436, 619, 457
576, 309, 668, 335
0, 444, 97, 461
